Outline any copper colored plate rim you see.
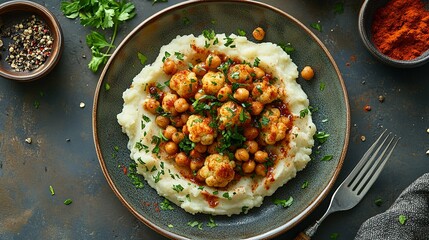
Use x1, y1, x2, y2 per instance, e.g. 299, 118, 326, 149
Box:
92, 0, 350, 239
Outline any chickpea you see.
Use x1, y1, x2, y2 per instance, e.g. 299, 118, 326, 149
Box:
143, 98, 160, 114
205, 54, 222, 69
207, 142, 219, 154
194, 143, 208, 153
244, 140, 258, 154
255, 163, 267, 176
301, 66, 315, 80
242, 160, 256, 173
155, 116, 170, 129
163, 125, 177, 139
194, 91, 205, 101
233, 88, 250, 102
254, 150, 269, 163
235, 148, 250, 161
250, 101, 264, 115
182, 125, 189, 135
175, 152, 190, 167
170, 116, 185, 128
217, 85, 232, 102
164, 141, 179, 155
181, 113, 190, 124
192, 62, 208, 76
253, 67, 265, 79
174, 98, 189, 113
190, 159, 204, 171
252, 27, 265, 41
163, 59, 177, 75
172, 132, 185, 144
243, 127, 259, 140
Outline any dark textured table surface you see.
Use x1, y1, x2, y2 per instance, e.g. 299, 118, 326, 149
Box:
1, 0, 428, 239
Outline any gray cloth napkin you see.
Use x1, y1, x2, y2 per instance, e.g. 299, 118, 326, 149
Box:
355, 173, 429, 240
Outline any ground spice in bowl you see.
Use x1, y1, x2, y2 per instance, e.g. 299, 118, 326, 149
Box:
1, 15, 53, 72
371, 0, 429, 61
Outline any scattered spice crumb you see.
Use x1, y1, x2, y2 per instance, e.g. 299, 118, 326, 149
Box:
79, 102, 85, 108
361, 135, 366, 142
426, 128, 429, 134
25, 137, 32, 144
66, 138, 71, 142
378, 95, 385, 102
364, 105, 371, 111
426, 149, 429, 155
82, 54, 86, 58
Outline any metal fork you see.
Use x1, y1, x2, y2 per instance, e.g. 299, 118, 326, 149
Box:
295, 130, 400, 240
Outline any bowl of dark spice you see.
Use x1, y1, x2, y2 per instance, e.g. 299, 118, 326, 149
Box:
359, 0, 429, 68
0, 0, 63, 81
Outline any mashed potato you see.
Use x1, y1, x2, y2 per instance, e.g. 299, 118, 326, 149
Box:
117, 33, 316, 216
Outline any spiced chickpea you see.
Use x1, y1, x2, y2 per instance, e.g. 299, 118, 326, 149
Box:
254, 150, 269, 163
192, 62, 208, 76
174, 98, 189, 113
253, 67, 265, 79
301, 66, 315, 80
170, 116, 185, 128
194, 143, 208, 153
155, 116, 170, 129
250, 101, 264, 115
205, 54, 221, 69
164, 141, 179, 155
172, 132, 185, 144
252, 27, 265, 41
190, 159, 204, 171
143, 98, 160, 114
244, 140, 258, 154
175, 152, 190, 167
194, 91, 205, 101
235, 148, 250, 161
181, 113, 190, 124
217, 85, 232, 102
207, 142, 219, 154
163, 125, 177, 139
242, 160, 256, 173
255, 163, 267, 176
163, 58, 177, 75
243, 127, 259, 140
233, 88, 249, 102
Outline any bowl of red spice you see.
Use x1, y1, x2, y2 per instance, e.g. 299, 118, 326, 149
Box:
359, 0, 429, 68
0, 0, 63, 82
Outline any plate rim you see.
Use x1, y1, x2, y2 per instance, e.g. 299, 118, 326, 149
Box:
92, 0, 351, 239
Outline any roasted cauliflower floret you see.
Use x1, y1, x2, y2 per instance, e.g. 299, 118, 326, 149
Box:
251, 80, 279, 104
259, 107, 290, 145
201, 71, 225, 95
169, 70, 199, 98
162, 93, 178, 116
186, 115, 217, 145
227, 64, 254, 84
197, 154, 236, 187
217, 101, 250, 130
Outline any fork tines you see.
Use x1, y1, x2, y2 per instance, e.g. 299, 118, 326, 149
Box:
347, 130, 400, 196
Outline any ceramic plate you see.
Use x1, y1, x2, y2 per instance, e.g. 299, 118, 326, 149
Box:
93, 1, 350, 239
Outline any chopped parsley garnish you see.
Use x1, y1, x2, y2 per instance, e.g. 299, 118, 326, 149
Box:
253, 57, 261, 67
301, 181, 309, 189
333, 2, 344, 14
278, 42, 295, 54
273, 196, 294, 208
261, 116, 270, 126
179, 135, 196, 154
223, 36, 235, 48
160, 198, 174, 210
299, 108, 310, 118
374, 198, 383, 206
398, 215, 407, 225
321, 155, 333, 161
49, 185, 55, 195
105, 83, 110, 91
187, 221, 203, 230
330, 233, 339, 240
207, 217, 217, 228
320, 82, 326, 91
172, 184, 184, 193
241, 206, 249, 213
237, 29, 246, 36
239, 109, 249, 123
137, 52, 147, 65
63, 198, 73, 205
222, 192, 232, 200
174, 51, 184, 60
128, 162, 144, 188
314, 131, 330, 144
162, 51, 171, 62
310, 22, 323, 32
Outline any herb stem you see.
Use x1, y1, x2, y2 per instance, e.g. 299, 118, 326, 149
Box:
105, 23, 118, 55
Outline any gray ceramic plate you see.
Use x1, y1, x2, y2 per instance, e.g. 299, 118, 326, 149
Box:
93, 0, 350, 239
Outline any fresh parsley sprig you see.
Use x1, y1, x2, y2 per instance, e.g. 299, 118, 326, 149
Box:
61, 0, 136, 72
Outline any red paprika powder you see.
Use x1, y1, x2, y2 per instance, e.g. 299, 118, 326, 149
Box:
371, 0, 429, 60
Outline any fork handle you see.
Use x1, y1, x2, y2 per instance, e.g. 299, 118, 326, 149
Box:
294, 232, 311, 240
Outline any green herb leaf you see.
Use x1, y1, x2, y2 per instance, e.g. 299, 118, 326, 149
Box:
314, 131, 330, 144
128, 162, 144, 188
207, 217, 217, 228
330, 233, 339, 240
273, 196, 294, 208
398, 215, 407, 225
105, 83, 111, 91
374, 198, 383, 206
160, 198, 174, 210
300, 108, 309, 118
172, 184, 184, 193
237, 29, 246, 36
278, 42, 295, 54
310, 22, 323, 32
333, 2, 344, 14
49, 185, 55, 195
86, 31, 114, 49
138, 52, 147, 65
321, 155, 333, 161
301, 181, 309, 189
320, 82, 326, 91
64, 198, 73, 205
